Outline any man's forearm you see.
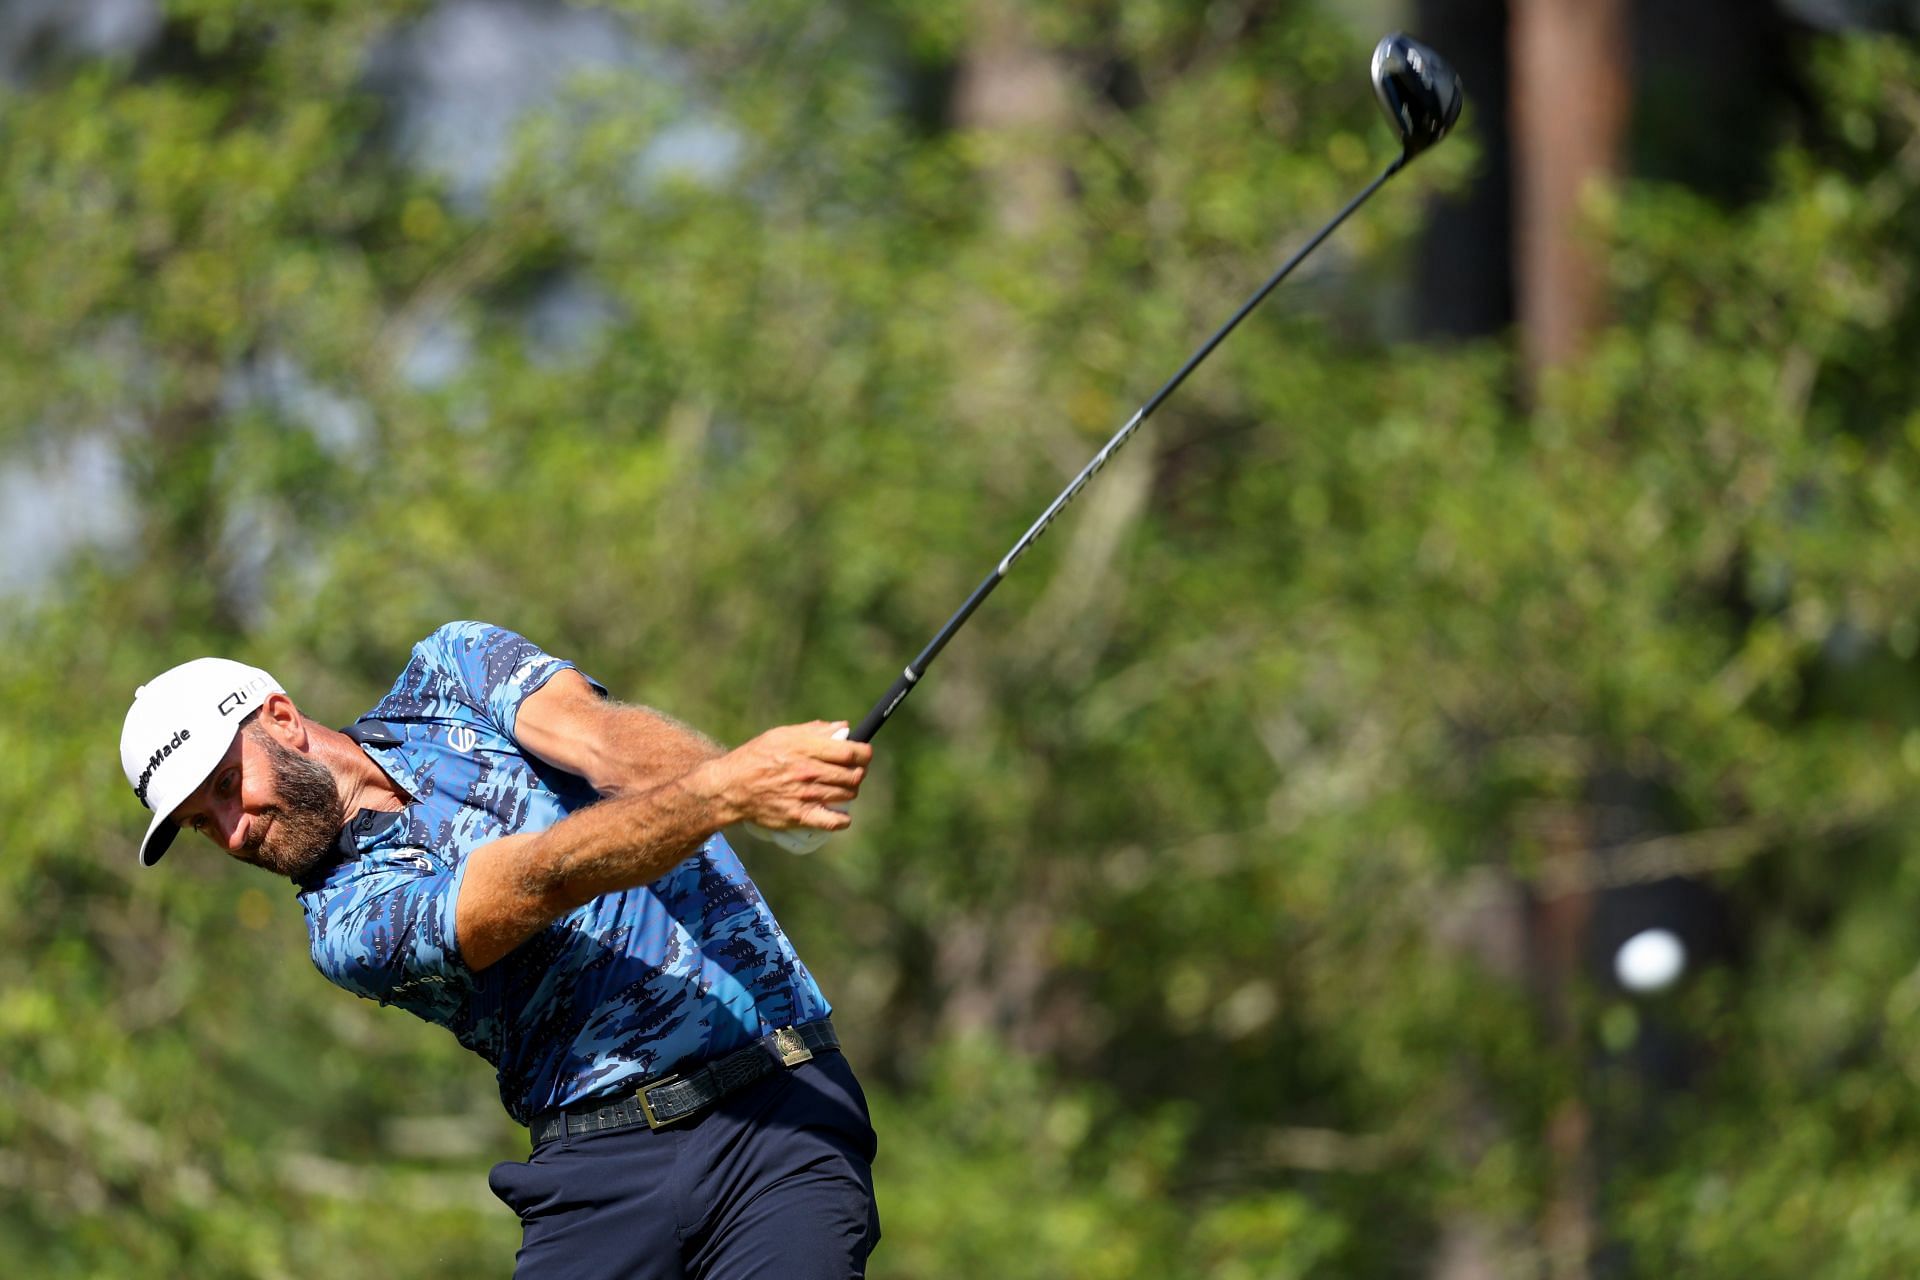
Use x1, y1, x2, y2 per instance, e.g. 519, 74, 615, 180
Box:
580, 703, 725, 795
459, 721, 869, 971
511, 671, 726, 794
520, 761, 739, 913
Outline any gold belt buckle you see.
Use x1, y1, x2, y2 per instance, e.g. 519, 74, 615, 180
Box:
636, 1073, 683, 1130
772, 1026, 814, 1068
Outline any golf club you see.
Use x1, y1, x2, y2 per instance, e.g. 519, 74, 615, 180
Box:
751, 33, 1461, 854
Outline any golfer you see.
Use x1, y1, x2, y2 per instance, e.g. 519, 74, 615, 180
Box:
119, 621, 880, 1278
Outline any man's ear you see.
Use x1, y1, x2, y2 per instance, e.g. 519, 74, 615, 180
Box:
255, 691, 309, 750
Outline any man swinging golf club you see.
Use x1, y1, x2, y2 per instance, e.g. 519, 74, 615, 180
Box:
120, 622, 879, 1278
117, 30, 1462, 1276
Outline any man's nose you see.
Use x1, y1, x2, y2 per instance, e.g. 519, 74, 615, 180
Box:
208, 804, 248, 853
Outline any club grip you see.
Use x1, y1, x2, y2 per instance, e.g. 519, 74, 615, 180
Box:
851, 669, 917, 743
744, 823, 830, 855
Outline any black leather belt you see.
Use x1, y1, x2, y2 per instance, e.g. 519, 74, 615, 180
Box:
529, 1020, 839, 1147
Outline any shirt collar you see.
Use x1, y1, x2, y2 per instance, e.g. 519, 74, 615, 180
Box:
294, 721, 416, 893
342, 718, 423, 802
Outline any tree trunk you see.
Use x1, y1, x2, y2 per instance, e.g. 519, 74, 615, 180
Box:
952, 2, 1074, 236
1510, 0, 1630, 389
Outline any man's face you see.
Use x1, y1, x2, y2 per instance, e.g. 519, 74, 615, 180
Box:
169, 721, 345, 880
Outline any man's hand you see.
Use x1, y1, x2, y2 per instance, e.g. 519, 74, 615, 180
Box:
691, 721, 871, 832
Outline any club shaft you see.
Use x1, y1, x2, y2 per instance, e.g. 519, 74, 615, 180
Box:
850, 156, 1408, 744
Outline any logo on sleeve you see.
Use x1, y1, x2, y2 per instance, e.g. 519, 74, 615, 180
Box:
446, 726, 478, 753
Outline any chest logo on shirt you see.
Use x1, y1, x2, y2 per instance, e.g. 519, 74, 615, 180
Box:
446, 725, 478, 753
391, 847, 435, 872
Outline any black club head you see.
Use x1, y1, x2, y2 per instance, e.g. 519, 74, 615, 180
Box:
1371, 33, 1463, 160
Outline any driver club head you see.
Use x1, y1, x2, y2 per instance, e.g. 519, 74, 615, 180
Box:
1371, 33, 1463, 160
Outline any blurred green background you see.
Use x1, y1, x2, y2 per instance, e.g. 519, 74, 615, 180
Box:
3, 0, 1919, 1275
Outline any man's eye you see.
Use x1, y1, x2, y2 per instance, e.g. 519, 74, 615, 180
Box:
190, 816, 207, 832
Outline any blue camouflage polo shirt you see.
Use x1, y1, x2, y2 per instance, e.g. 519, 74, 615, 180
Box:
296, 621, 831, 1125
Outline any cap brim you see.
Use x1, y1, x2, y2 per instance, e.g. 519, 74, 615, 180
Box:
139, 807, 181, 867
135, 725, 241, 868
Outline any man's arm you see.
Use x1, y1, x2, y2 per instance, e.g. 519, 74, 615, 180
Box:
455, 721, 871, 971
511, 669, 723, 794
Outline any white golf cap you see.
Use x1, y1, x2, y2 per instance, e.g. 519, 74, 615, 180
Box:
120, 657, 284, 867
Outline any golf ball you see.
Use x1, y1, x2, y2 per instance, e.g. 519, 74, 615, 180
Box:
1614, 928, 1687, 993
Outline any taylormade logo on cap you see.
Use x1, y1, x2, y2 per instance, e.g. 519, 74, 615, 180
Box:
132, 727, 193, 806
119, 657, 285, 867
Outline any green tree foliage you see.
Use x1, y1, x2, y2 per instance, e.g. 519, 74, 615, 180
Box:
2, 1, 1918, 1274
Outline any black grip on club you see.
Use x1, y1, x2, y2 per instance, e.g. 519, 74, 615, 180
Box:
850, 669, 915, 742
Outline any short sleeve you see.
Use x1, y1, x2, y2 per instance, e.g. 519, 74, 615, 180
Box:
408, 621, 602, 740
306, 856, 473, 1023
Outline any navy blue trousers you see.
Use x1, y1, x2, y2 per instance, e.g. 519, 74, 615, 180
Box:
489, 1052, 880, 1278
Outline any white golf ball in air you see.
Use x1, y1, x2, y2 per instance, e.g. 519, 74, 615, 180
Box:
1614, 928, 1687, 993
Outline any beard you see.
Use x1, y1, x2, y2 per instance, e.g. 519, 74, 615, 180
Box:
240, 732, 346, 881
